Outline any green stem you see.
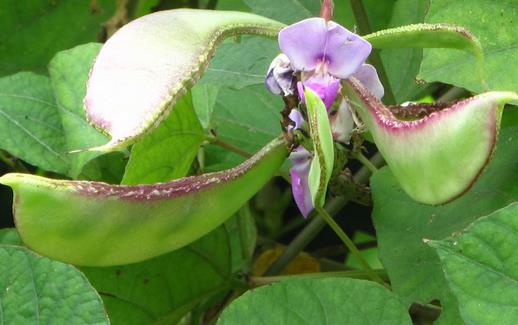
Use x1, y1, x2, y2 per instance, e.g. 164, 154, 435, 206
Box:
264, 152, 385, 276
315, 206, 387, 287
210, 137, 252, 158
349, 0, 396, 104
249, 269, 387, 287
354, 152, 378, 173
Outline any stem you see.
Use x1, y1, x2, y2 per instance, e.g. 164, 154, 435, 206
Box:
349, 0, 396, 105
316, 206, 387, 287
354, 152, 378, 173
210, 137, 252, 158
264, 152, 385, 276
249, 269, 387, 287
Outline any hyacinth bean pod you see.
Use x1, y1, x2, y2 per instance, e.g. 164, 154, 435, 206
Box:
0, 137, 288, 266
84, 9, 285, 151
342, 78, 517, 204
363, 23, 486, 86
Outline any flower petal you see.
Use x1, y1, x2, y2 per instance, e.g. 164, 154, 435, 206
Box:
288, 109, 304, 130
297, 75, 340, 110
330, 99, 355, 143
279, 18, 327, 72
325, 21, 372, 78
289, 147, 314, 217
265, 53, 295, 96
352, 64, 384, 99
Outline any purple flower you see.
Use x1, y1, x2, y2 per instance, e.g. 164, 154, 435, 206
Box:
278, 18, 371, 79
289, 146, 313, 217
265, 18, 382, 217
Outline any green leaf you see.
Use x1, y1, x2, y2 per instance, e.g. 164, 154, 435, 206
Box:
48, 43, 108, 178
218, 278, 412, 324
122, 92, 205, 185
0, 228, 22, 245
244, 0, 319, 24
0, 245, 108, 324
371, 116, 518, 324
204, 85, 283, 171
85, 9, 284, 151
428, 203, 518, 324
304, 88, 334, 209
200, 36, 279, 90
0, 72, 69, 174
192, 84, 219, 130
420, 0, 518, 94
365, 23, 485, 88
0, 1, 115, 76
82, 225, 233, 325
342, 77, 517, 204
380, 0, 429, 102
0, 137, 287, 266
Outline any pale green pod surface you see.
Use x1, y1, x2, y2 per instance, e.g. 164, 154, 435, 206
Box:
364, 23, 485, 86
0, 138, 287, 266
305, 88, 334, 209
84, 9, 285, 151
342, 78, 517, 205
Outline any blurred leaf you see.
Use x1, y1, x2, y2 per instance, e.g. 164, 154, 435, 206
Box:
81, 225, 233, 325
80, 152, 127, 184
244, 0, 319, 24
204, 85, 282, 171
122, 93, 205, 185
380, 0, 429, 102
201, 36, 279, 90
0, 0, 115, 76
0, 228, 22, 245
371, 118, 518, 324
0, 72, 68, 174
428, 203, 518, 324
345, 231, 383, 269
218, 278, 412, 324
48, 43, 108, 178
420, 0, 518, 94
225, 205, 258, 273
0, 245, 108, 324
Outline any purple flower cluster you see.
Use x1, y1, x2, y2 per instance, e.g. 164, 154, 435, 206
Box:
265, 18, 384, 217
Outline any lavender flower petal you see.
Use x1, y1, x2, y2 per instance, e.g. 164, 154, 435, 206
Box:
288, 109, 304, 130
324, 21, 372, 79
289, 147, 314, 217
278, 18, 327, 72
352, 64, 384, 99
265, 53, 296, 96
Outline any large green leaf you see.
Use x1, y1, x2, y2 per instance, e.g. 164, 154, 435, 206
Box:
428, 203, 518, 324
343, 77, 517, 204
371, 115, 518, 323
243, 0, 319, 25
48, 43, 108, 178
82, 225, 233, 325
0, 1, 115, 76
218, 278, 412, 324
420, 0, 518, 94
380, 0, 429, 102
0, 137, 287, 266
84, 9, 284, 151
200, 36, 279, 90
122, 92, 205, 185
0, 72, 69, 174
204, 85, 283, 171
0, 245, 108, 324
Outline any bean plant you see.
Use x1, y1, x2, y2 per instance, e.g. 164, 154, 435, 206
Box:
0, 0, 517, 324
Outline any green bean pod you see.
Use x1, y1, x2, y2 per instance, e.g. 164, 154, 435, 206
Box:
0, 138, 287, 266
